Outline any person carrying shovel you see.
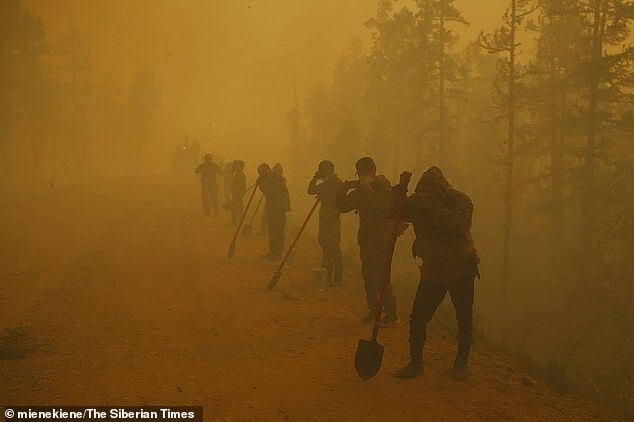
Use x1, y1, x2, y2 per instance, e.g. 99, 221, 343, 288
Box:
307, 160, 344, 287
393, 166, 480, 380
337, 157, 398, 326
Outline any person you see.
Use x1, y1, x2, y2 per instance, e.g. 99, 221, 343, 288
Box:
195, 153, 221, 216
223, 162, 233, 209
337, 157, 398, 326
308, 160, 344, 286
229, 160, 247, 226
257, 163, 290, 260
394, 166, 480, 380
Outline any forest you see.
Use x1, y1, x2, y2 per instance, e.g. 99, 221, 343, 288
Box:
285, 0, 633, 412
1, 0, 632, 416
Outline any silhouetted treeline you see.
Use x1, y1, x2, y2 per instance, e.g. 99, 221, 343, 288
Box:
289, 0, 633, 413
0, 0, 166, 191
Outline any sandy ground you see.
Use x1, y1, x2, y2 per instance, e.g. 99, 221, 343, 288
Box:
0, 178, 621, 421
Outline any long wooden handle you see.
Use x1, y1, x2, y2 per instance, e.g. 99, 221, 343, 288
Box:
274, 199, 321, 274
229, 185, 258, 247
247, 193, 265, 226
372, 173, 412, 339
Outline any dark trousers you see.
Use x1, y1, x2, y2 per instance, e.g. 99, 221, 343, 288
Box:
230, 197, 243, 225
319, 218, 343, 284
409, 273, 475, 362
260, 208, 268, 236
360, 246, 396, 316
267, 209, 286, 258
201, 185, 218, 215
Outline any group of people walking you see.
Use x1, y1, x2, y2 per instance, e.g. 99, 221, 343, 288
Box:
195, 153, 480, 381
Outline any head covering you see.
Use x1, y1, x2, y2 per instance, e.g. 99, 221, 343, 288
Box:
232, 160, 245, 171
415, 166, 451, 195
272, 163, 283, 176
317, 160, 335, 175
258, 163, 272, 176
204, 153, 212, 162
355, 157, 376, 176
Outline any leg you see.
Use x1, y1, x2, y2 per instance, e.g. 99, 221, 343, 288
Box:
266, 209, 275, 256
259, 208, 268, 236
448, 274, 475, 379
361, 260, 378, 311
279, 212, 286, 257
331, 218, 343, 285
201, 185, 211, 215
318, 221, 330, 269
409, 279, 448, 362
396, 279, 447, 379
268, 210, 284, 259
211, 188, 219, 216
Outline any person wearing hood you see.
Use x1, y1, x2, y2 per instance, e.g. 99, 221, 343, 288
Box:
195, 153, 222, 216
257, 162, 291, 260
394, 166, 480, 380
337, 157, 398, 326
308, 160, 344, 286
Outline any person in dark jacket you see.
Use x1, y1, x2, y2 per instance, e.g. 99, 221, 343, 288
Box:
257, 163, 290, 260
229, 160, 247, 226
337, 157, 398, 325
394, 166, 480, 380
308, 160, 344, 286
195, 153, 221, 216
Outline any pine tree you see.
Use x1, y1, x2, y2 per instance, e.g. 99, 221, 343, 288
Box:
479, 0, 535, 302
577, 0, 633, 285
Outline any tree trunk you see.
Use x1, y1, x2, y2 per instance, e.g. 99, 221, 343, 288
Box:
579, 0, 604, 286
501, 0, 517, 303
438, 0, 447, 169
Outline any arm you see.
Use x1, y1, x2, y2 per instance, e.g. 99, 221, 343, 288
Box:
389, 193, 416, 223
307, 177, 319, 195
195, 164, 203, 174
337, 189, 360, 214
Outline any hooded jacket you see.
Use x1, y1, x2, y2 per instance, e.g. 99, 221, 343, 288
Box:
397, 167, 479, 284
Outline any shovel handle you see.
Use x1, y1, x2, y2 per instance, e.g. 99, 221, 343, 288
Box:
228, 184, 258, 257
270, 199, 321, 284
247, 193, 265, 227
372, 172, 412, 338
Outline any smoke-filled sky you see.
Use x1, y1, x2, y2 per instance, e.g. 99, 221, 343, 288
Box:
24, 0, 507, 155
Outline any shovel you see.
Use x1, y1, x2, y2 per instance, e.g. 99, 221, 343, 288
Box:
354, 171, 412, 380
242, 193, 264, 237
268, 199, 320, 290
227, 184, 258, 259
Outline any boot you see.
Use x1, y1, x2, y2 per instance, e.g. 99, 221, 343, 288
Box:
452, 345, 470, 381
395, 358, 423, 379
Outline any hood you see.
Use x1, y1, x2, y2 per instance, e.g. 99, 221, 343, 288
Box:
415, 166, 451, 196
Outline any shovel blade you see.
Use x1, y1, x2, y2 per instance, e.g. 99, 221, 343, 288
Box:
355, 338, 384, 380
242, 224, 253, 237
227, 242, 235, 259
267, 271, 282, 290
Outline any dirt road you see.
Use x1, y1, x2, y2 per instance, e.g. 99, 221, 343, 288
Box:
0, 179, 618, 420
